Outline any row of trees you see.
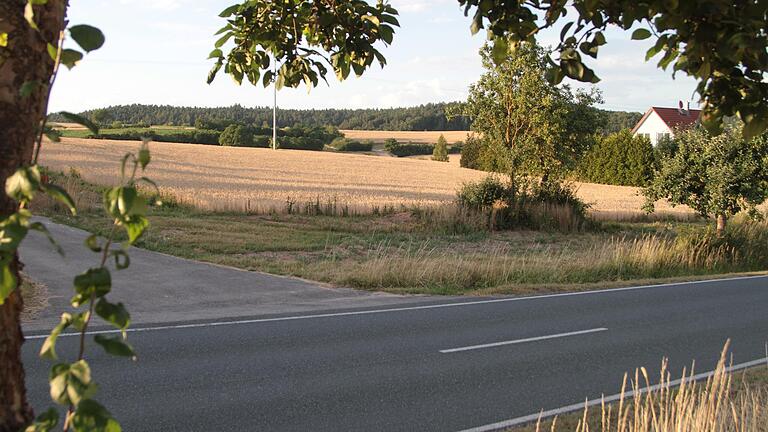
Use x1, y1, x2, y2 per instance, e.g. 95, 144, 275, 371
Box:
57, 103, 472, 131
55, 103, 641, 134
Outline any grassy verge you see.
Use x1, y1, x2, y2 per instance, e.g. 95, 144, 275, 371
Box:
31, 169, 768, 296
512, 349, 768, 432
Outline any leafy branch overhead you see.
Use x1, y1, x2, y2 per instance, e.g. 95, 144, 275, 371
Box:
456, 0, 768, 138
208, 0, 399, 89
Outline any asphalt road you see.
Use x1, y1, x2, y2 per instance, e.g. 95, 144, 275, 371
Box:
21, 275, 768, 431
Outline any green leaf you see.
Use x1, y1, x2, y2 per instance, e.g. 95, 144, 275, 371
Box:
491, 38, 509, 64
218, 4, 239, 17
742, 114, 768, 139
46, 43, 57, 61
84, 234, 102, 252
631, 28, 652, 40
24, 2, 38, 30
124, 215, 149, 244
138, 142, 150, 169
41, 183, 76, 215
44, 127, 61, 143
40, 313, 72, 360
111, 250, 130, 270
60, 111, 99, 134
49, 364, 71, 405
67, 360, 96, 406
207, 59, 223, 84
94, 335, 135, 358
5, 166, 41, 203
214, 32, 232, 48
69, 25, 105, 52
95, 298, 130, 329
24, 407, 59, 432
72, 268, 111, 306
71, 399, 121, 432
207, 48, 222, 60
60, 49, 84, 69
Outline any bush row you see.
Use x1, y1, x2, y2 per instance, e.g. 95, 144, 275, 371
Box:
329, 138, 373, 152
459, 129, 663, 187
218, 124, 341, 150
384, 139, 433, 157
90, 129, 221, 145
577, 129, 655, 186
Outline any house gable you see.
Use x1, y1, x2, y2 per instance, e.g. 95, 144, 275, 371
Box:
632, 106, 701, 146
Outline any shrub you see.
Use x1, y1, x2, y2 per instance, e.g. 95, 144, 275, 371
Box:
432, 134, 449, 162
386, 141, 434, 157
219, 124, 253, 146
277, 136, 325, 151
457, 176, 590, 232
449, 141, 463, 154
460, 135, 482, 169
330, 138, 373, 151
252, 135, 271, 148
457, 176, 510, 209
578, 129, 655, 186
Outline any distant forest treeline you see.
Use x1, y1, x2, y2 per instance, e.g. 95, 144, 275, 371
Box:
51, 103, 642, 133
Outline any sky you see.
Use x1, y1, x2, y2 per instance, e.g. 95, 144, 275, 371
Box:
49, 0, 701, 114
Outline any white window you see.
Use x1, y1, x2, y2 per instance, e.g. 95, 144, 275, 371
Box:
656, 132, 670, 142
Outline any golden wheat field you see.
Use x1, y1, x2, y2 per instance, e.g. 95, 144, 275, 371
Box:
39, 138, 694, 217
340, 130, 471, 144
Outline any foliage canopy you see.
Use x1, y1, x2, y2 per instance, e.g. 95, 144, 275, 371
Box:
457, 42, 601, 179
579, 129, 655, 187
643, 124, 768, 231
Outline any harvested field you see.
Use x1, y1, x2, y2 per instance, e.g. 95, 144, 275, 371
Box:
340, 130, 471, 144
40, 137, 695, 218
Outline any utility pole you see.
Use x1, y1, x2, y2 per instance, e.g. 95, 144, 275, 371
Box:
272, 58, 277, 150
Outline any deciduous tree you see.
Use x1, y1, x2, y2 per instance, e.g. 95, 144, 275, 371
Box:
456, 42, 601, 180
643, 124, 768, 234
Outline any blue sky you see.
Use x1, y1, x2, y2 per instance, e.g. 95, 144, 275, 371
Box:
49, 0, 700, 114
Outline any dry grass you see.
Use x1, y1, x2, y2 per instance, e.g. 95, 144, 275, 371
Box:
39, 138, 694, 220
306, 225, 768, 294
339, 129, 471, 143
518, 343, 768, 432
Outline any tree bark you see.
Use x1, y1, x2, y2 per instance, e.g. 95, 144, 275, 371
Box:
0, 1, 66, 431
716, 213, 727, 236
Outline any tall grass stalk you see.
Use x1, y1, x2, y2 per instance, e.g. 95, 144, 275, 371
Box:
534, 343, 768, 432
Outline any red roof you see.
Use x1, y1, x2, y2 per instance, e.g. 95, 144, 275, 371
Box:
631, 106, 701, 133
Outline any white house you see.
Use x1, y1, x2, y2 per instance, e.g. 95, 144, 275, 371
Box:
631, 105, 701, 146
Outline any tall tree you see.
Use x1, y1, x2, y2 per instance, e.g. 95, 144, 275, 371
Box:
457, 42, 601, 180
0, 1, 67, 429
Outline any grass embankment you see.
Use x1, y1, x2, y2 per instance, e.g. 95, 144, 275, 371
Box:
513, 346, 768, 432
31, 170, 768, 296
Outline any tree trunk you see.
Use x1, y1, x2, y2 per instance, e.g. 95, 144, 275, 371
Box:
0, 1, 67, 430
716, 213, 727, 236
